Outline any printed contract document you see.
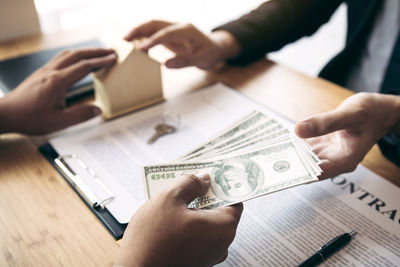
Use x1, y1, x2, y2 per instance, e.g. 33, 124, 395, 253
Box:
49, 83, 399, 265
217, 165, 400, 266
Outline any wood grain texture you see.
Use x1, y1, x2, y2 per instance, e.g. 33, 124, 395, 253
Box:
0, 31, 399, 267
0, 135, 119, 267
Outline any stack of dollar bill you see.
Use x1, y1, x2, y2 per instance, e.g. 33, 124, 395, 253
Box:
143, 110, 322, 209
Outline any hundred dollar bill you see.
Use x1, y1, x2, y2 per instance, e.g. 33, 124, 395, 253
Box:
211, 125, 287, 155
179, 111, 270, 160
293, 138, 322, 176
189, 126, 290, 161
143, 139, 319, 209
183, 119, 279, 161
203, 135, 322, 177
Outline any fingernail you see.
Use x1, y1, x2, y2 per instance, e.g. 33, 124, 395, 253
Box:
198, 173, 210, 182
301, 121, 314, 137
138, 40, 150, 50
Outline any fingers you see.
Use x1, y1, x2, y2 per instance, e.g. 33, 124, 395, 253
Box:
138, 23, 195, 51
316, 160, 339, 180
215, 203, 244, 226
199, 202, 243, 236
295, 108, 359, 138
165, 56, 192, 69
59, 104, 102, 129
124, 20, 173, 41
316, 160, 356, 180
201, 203, 243, 258
173, 174, 211, 204
215, 251, 229, 264
49, 48, 116, 69
59, 53, 117, 88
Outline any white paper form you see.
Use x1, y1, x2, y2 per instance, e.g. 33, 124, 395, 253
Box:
50, 83, 265, 223
217, 165, 400, 266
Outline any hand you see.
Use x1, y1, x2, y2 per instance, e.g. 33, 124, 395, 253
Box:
115, 174, 243, 267
295, 93, 400, 179
0, 48, 117, 135
124, 20, 240, 70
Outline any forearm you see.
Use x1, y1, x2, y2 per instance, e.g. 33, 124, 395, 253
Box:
0, 91, 26, 134
376, 93, 400, 167
114, 253, 147, 267
0, 96, 15, 134
213, 0, 343, 65
209, 30, 241, 62
388, 94, 400, 135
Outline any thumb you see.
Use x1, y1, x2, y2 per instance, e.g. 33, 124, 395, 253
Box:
173, 174, 211, 204
61, 104, 102, 127
295, 108, 356, 138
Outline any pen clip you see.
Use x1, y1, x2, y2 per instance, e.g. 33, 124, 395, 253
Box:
348, 229, 357, 238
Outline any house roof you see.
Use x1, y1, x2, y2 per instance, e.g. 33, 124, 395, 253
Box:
94, 40, 160, 80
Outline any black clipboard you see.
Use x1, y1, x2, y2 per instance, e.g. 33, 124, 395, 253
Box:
39, 143, 127, 240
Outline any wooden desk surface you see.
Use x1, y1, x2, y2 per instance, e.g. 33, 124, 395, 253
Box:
1, 32, 399, 267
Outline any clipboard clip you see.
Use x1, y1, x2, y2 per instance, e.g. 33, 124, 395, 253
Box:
54, 154, 114, 209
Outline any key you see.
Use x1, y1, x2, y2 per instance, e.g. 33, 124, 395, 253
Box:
147, 123, 176, 144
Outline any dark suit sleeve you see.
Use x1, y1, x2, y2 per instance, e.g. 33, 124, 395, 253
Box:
214, 0, 343, 65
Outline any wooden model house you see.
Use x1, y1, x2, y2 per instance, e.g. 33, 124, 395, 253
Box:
93, 42, 163, 119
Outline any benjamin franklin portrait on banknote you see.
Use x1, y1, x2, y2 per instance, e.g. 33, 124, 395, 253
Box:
211, 159, 264, 201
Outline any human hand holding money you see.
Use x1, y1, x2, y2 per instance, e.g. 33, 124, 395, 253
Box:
117, 174, 243, 267
143, 110, 322, 209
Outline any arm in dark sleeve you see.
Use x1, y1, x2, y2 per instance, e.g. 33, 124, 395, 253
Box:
378, 89, 400, 167
214, 0, 343, 65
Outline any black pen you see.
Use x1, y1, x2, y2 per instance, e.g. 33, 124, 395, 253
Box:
298, 230, 357, 267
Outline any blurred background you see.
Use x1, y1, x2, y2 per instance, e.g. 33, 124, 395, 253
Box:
9, 0, 347, 77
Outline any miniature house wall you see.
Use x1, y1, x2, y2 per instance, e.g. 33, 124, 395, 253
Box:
93, 43, 163, 119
